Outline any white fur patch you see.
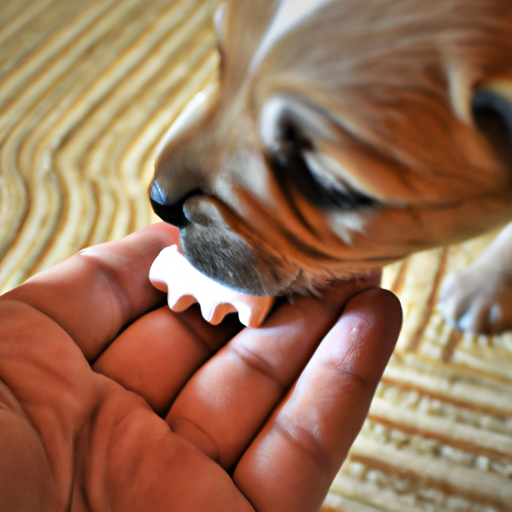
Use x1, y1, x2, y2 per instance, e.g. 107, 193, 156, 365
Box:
303, 150, 354, 193
326, 209, 370, 245
259, 94, 336, 149
156, 80, 218, 154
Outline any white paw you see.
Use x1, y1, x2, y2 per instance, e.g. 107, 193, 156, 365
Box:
438, 264, 512, 334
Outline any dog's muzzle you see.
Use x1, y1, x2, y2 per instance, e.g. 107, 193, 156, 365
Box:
149, 180, 299, 296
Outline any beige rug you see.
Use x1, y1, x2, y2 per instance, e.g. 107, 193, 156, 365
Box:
1, 1, 511, 510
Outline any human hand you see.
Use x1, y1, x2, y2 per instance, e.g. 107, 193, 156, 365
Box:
0, 223, 401, 512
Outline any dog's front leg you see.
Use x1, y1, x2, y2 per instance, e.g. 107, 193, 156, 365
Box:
439, 222, 512, 334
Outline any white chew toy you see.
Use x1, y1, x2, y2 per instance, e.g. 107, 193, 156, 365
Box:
149, 245, 275, 327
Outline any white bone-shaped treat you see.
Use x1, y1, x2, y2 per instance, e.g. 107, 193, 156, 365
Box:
149, 245, 275, 327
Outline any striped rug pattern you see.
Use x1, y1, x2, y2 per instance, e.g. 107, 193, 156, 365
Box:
0, 0, 219, 290
1, 1, 512, 511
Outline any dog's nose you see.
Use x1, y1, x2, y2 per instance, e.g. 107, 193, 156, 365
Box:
149, 180, 189, 227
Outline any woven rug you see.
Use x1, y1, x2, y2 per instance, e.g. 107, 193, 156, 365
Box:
1, 1, 511, 510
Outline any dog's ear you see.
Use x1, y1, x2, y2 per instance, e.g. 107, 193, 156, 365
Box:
472, 81, 512, 171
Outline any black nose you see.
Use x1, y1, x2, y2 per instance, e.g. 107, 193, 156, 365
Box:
149, 181, 189, 228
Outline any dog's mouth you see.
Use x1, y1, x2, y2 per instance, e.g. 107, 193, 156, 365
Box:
151, 189, 301, 296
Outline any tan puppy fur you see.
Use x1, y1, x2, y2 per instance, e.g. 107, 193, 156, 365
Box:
151, 0, 512, 333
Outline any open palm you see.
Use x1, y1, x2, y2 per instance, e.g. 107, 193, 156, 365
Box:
0, 223, 401, 512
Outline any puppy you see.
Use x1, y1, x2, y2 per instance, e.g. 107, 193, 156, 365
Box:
150, 0, 512, 333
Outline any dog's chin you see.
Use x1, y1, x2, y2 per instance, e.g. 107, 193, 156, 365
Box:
177, 195, 301, 296
179, 223, 301, 296
180, 223, 300, 296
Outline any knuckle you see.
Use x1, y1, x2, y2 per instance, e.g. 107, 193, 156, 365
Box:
231, 342, 285, 390
276, 418, 336, 477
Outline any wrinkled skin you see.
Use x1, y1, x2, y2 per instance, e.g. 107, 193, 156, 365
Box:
0, 223, 401, 512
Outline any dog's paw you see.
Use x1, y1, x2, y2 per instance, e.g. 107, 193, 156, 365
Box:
438, 263, 512, 334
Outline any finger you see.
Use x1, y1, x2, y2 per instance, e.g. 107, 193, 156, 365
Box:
5, 223, 178, 361
234, 288, 402, 512
166, 274, 381, 470
93, 305, 242, 414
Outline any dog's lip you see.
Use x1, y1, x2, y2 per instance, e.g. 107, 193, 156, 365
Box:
182, 194, 226, 226
177, 195, 307, 296
178, 235, 301, 297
